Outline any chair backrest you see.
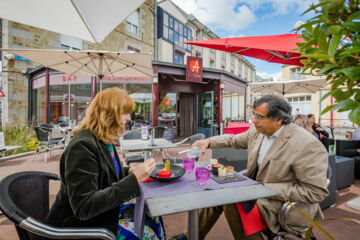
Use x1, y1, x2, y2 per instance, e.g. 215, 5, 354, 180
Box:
0, 171, 59, 240
336, 139, 360, 157
123, 130, 142, 140
34, 126, 51, 142
39, 123, 55, 130
58, 122, 70, 128
188, 133, 205, 145
153, 126, 166, 138
0, 172, 116, 240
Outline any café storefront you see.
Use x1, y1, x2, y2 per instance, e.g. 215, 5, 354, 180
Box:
29, 59, 247, 138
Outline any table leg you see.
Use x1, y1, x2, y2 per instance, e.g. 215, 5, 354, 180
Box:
144, 150, 153, 160
188, 210, 199, 240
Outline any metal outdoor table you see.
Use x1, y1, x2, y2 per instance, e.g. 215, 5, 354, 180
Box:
119, 138, 178, 159
144, 162, 278, 240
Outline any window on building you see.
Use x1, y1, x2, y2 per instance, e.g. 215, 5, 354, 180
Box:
221, 51, 226, 67
291, 67, 305, 80
287, 95, 312, 115
126, 10, 139, 35
174, 51, 184, 64
196, 28, 202, 40
159, 7, 192, 52
60, 35, 82, 51
230, 55, 235, 72
209, 50, 216, 68
238, 60, 242, 75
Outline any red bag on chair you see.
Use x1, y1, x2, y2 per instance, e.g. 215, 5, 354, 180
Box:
236, 202, 268, 236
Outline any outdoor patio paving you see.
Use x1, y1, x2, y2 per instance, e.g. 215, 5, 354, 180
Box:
0, 145, 359, 240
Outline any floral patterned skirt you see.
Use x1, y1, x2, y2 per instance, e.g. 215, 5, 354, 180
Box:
116, 202, 167, 240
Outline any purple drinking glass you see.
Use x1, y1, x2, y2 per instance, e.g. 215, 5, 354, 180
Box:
183, 158, 195, 174
195, 167, 210, 187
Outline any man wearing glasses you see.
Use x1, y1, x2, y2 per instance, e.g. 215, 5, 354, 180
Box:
174, 95, 328, 240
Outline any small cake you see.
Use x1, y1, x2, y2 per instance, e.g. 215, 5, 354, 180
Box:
158, 169, 171, 178
226, 166, 234, 176
210, 158, 218, 165
212, 163, 221, 175
218, 167, 227, 177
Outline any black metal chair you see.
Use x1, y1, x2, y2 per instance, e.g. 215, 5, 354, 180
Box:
122, 130, 145, 165
58, 122, 70, 128
33, 126, 65, 163
165, 133, 206, 163
151, 126, 166, 138
0, 171, 115, 240
336, 139, 360, 179
261, 166, 332, 240
39, 123, 56, 130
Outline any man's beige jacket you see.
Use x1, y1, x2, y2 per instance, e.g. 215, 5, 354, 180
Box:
209, 123, 329, 233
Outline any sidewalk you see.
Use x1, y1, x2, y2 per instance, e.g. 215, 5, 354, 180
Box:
0, 147, 359, 240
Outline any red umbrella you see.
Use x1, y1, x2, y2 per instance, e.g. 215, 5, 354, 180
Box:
186, 34, 305, 66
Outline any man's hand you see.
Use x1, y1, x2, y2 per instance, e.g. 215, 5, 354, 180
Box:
192, 139, 210, 155
357, 149, 360, 154
132, 158, 156, 183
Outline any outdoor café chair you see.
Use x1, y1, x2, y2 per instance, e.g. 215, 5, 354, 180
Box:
260, 166, 332, 240
33, 126, 65, 163
122, 130, 145, 165
165, 133, 205, 163
0, 171, 115, 240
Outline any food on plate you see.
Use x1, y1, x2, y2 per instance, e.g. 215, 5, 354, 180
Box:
218, 167, 227, 177
226, 166, 234, 176
158, 169, 171, 178
212, 163, 221, 175
164, 159, 171, 170
210, 158, 218, 164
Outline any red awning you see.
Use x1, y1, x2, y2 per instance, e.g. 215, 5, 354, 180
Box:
186, 34, 305, 66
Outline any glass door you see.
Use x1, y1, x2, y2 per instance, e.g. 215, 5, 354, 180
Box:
197, 91, 214, 137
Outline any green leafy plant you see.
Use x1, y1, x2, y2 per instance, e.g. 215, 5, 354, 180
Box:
0, 124, 38, 155
288, 201, 360, 240
296, 0, 360, 126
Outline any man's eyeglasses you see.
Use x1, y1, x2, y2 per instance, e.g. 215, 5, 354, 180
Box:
251, 112, 269, 120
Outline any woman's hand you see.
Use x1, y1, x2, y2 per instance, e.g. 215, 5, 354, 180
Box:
132, 158, 156, 183
192, 139, 210, 155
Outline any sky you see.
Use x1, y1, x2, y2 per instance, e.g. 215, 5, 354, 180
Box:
170, 0, 316, 80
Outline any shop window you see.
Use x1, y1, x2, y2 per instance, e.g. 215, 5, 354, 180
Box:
49, 83, 91, 124
158, 92, 176, 127
126, 10, 139, 35
126, 84, 152, 124
32, 88, 46, 124
222, 91, 244, 122
222, 91, 231, 121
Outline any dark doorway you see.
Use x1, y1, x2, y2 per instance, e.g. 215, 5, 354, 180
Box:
179, 93, 196, 137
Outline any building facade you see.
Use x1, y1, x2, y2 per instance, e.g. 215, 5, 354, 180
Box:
282, 65, 353, 127
156, 0, 255, 137
1, 0, 256, 138
1, 0, 155, 126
